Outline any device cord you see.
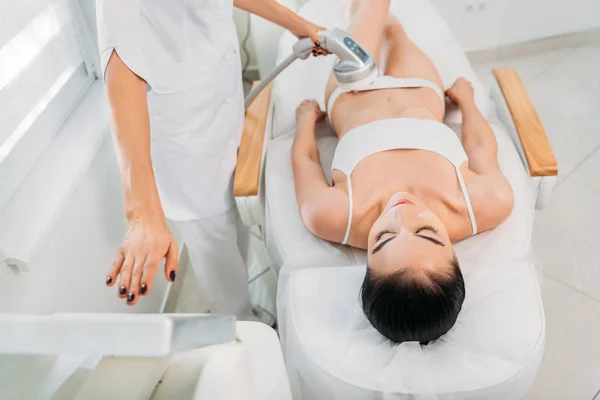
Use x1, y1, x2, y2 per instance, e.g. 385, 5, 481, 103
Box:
245, 52, 297, 109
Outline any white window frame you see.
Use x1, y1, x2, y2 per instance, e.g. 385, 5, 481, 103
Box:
0, 0, 111, 272
0, 0, 99, 213
70, 0, 101, 80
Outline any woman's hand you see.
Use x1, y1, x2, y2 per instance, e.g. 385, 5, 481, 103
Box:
106, 216, 179, 305
446, 77, 475, 107
296, 100, 326, 125
291, 22, 329, 57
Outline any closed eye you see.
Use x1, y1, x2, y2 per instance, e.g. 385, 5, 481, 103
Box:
374, 229, 394, 242
415, 225, 444, 246
372, 230, 396, 255
416, 225, 439, 235
372, 226, 444, 255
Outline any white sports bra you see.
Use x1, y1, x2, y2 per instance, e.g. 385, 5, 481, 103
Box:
331, 118, 478, 245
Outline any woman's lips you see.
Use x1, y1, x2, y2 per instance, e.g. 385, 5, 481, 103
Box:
393, 199, 414, 207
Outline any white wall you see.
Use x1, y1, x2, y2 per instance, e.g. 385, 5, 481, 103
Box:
234, 9, 259, 72
430, 0, 600, 51
0, 136, 167, 314
235, 0, 600, 71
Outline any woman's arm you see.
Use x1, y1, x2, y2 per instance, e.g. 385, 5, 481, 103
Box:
234, 0, 324, 40
447, 78, 514, 229
447, 78, 499, 174
292, 101, 347, 242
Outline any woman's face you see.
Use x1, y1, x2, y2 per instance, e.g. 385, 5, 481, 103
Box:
367, 192, 455, 275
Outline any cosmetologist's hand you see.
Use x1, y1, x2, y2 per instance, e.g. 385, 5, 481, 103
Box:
291, 21, 329, 57
106, 216, 179, 305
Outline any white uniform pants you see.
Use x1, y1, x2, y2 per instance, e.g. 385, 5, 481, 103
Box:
172, 208, 253, 318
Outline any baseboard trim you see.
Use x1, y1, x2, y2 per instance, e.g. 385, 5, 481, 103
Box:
243, 66, 260, 82
467, 27, 599, 64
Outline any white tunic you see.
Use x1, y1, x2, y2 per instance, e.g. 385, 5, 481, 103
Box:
96, 0, 244, 221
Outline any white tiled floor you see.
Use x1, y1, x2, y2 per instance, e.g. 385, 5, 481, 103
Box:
475, 43, 600, 399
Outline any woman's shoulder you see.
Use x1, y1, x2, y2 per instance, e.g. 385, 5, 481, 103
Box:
464, 168, 514, 232
300, 186, 350, 243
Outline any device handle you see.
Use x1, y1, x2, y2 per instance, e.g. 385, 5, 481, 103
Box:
292, 37, 316, 59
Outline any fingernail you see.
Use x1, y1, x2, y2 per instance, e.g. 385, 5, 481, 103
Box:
119, 286, 126, 295
312, 50, 317, 55
141, 284, 147, 295
127, 293, 135, 303
106, 276, 113, 285
169, 271, 176, 282
314, 40, 321, 47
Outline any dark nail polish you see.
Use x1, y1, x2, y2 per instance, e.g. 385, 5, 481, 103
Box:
141, 284, 147, 295
119, 286, 126, 295
314, 40, 321, 47
127, 293, 135, 302
169, 271, 176, 282
106, 276, 113, 285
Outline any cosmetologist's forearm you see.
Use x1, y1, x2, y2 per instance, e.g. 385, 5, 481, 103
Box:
105, 51, 164, 223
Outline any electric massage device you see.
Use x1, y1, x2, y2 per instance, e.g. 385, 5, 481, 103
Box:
245, 28, 377, 109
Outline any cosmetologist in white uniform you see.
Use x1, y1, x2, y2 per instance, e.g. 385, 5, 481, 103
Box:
96, 0, 324, 315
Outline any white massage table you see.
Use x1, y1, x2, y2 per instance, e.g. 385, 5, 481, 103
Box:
234, 0, 557, 399
0, 314, 292, 399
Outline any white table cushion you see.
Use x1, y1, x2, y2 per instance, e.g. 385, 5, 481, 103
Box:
263, 0, 545, 398
278, 263, 544, 399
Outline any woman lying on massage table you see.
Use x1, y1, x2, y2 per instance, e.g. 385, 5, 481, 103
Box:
291, 0, 513, 344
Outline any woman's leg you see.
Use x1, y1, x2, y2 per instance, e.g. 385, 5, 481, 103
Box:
325, 0, 390, 104
383, 16, 445, 108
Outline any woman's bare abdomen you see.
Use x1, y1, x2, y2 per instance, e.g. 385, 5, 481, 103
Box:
330, 87, 445, 138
